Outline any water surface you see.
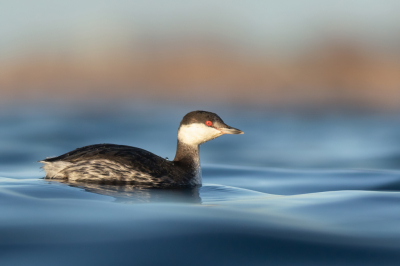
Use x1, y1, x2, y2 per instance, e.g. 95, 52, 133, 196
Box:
1, 102, 400, 265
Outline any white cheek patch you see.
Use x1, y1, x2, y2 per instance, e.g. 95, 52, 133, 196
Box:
178, 123, 222, 145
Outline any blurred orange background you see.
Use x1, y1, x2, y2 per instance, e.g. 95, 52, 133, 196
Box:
1, 0, 400, 110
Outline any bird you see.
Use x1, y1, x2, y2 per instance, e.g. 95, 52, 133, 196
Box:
39, 110, 243, 187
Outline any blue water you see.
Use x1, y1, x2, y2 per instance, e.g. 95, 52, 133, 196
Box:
1, 101, 400, 265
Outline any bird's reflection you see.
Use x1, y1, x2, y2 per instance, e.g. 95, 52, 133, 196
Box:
58, 180, 202, 204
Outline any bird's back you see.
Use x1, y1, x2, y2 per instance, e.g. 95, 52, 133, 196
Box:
40, 144, 195, 186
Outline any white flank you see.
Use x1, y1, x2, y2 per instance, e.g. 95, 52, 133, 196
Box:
178, 123, 222, 146
41, 161, 73, 179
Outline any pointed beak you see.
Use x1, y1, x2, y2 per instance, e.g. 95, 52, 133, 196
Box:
219, 125, 244, 135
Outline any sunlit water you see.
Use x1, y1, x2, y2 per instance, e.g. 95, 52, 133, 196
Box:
1, 101, 400, 265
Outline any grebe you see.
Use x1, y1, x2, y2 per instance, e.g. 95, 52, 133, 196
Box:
39, 111, 243, 187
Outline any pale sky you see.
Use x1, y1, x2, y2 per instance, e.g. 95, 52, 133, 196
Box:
1, 0, 400, 59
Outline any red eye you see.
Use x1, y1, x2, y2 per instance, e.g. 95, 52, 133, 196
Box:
205, 121, 213, 126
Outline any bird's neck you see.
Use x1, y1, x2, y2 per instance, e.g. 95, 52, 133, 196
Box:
173, 140, 201, 182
